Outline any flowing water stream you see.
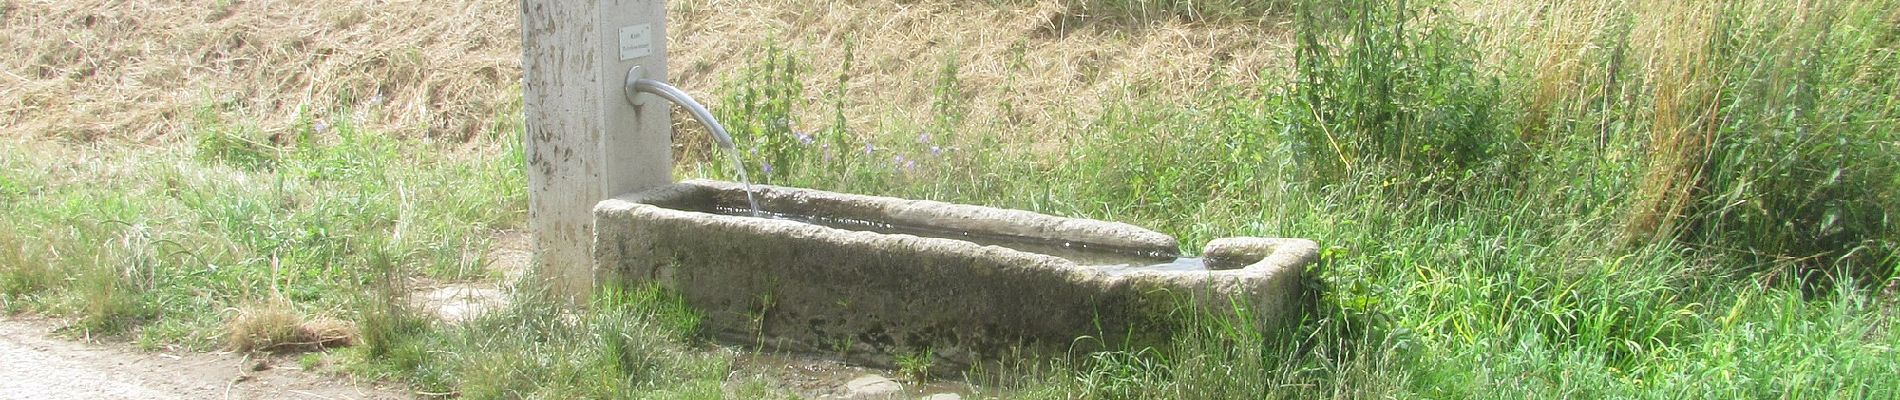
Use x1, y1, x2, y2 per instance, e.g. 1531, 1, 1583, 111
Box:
722, 151, 763, 216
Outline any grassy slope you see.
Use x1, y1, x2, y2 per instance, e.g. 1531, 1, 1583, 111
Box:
4, 0, 1898, 398
696, 0, 1900, 398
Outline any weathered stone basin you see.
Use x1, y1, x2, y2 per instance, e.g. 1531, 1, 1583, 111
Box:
593, 179, 1314, 370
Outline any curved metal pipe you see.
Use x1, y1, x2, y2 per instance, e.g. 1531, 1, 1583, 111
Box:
625, 71, 735, 150
624, 67, 761, 215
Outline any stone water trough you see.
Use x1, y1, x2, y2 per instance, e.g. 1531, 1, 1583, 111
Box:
594, 179, 1315, 370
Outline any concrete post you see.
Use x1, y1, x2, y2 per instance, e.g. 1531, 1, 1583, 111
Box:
521, 0, 670, 299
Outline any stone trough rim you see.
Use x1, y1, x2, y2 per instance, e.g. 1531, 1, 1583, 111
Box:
594, 180, 1318, 281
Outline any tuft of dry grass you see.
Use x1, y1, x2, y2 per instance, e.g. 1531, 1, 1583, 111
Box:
226, 296, 357, 353
1458, 0, 1728, 242
1622, 1, 1724, 244
1455, 0, 1896, 275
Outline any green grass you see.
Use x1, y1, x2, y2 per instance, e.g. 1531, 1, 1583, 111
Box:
5, 0, 1897, 397
2, 101, 778, 397
341, 283, 764, 398
694, 0, 1898, 397
1, 104, 524, 346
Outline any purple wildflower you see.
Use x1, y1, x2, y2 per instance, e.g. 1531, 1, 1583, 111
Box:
893, 154, 905, 167
863, 143, 875, 155
795, 131, 815, 145
929, 145, 942, 156
761, 161, 774, 176
314, 120, 331, 134
905, 160, 917, 171
917, 132, 932, 144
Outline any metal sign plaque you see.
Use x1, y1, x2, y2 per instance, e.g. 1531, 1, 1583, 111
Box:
618, 24, 653, 61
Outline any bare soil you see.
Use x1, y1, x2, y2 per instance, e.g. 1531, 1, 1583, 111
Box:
0, 317, 410, 400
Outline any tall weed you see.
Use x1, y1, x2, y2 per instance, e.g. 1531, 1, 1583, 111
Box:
1284, 0, 1513, 196
1684, 0, 1900, 284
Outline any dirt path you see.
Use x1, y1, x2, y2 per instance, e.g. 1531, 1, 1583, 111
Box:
0, 318, 410, 400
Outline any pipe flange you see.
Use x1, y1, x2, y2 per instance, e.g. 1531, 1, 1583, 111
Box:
624, 65, 646, 107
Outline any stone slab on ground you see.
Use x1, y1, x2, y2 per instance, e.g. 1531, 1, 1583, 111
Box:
843, 374, 904, 399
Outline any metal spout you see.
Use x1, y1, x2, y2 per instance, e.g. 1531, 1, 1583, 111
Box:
624, 66, 734, 150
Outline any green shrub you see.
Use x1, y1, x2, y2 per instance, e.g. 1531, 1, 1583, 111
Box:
1283, 0, 1513, 194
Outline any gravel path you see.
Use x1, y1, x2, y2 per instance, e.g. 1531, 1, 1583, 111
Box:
0, 318, 408, 400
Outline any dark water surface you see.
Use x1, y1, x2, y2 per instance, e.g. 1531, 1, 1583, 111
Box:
706, 206, 1206, 273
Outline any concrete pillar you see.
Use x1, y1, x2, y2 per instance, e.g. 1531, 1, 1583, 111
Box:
521, 0, 671, 299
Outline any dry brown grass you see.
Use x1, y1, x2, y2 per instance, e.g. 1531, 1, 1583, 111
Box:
668, 0, 1291, 153
1, 0, 519, 143
1621, 1, 1723, 244
225, 296, 357, 353
3, 0, 1289, 155
2, 0, 1288, 148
